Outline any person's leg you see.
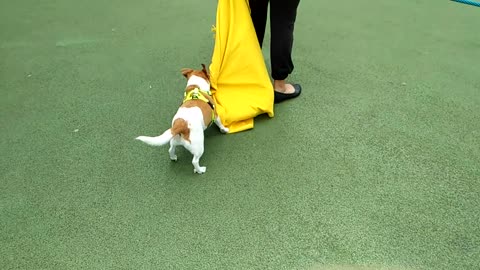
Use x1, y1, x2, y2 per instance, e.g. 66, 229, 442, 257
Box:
249, 0, 269, 48
270, 0, 301, 98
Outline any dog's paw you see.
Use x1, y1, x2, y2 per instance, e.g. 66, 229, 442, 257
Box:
170, 155, 178, 161
194, 166, 207, 174
220, 127, 229, 134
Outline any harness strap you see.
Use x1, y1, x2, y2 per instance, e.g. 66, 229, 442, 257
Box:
183, 88, 216, 125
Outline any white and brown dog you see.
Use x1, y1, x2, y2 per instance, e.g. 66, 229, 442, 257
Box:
136, 64, 229, 174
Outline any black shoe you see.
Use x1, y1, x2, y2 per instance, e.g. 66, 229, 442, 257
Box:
274, 83, 302, 103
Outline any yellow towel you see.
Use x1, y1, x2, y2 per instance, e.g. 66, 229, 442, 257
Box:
209, 0, 274, 134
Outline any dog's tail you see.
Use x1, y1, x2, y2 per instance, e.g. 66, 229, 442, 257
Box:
135, 130, 173, 146
135, 119, 189, 146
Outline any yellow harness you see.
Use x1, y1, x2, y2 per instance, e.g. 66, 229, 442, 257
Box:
183, 88, 215, 125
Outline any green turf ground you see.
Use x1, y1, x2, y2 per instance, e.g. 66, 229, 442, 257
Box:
1, 0, 479, 269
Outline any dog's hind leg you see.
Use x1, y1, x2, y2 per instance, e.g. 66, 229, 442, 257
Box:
191, 147, 206, 174
192, 156, 206, 174
168, 140, 177, 161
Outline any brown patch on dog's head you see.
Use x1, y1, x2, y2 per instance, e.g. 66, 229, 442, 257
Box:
180, 64, 210, 82
181, 68, 194, 78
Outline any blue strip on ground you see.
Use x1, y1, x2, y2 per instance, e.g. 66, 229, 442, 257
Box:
451, 0, 480, 7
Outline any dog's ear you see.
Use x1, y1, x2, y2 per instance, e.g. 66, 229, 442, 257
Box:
200, 64, 210, 79
181, 68, 194, 78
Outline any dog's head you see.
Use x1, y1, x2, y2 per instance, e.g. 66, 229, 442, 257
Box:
181, 64, 210, 92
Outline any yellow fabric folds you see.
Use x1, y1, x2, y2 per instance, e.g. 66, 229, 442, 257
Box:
209, 0, 274, 134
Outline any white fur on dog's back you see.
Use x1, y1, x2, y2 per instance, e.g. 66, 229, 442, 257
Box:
173, 107, 207, 130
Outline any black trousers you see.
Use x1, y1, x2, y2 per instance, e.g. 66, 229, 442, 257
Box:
249, 0, 300, 80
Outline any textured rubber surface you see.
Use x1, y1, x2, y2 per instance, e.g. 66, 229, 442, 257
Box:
1, 0, 479, 269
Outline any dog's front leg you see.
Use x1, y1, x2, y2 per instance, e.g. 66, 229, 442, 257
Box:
214, 116, 229, 133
